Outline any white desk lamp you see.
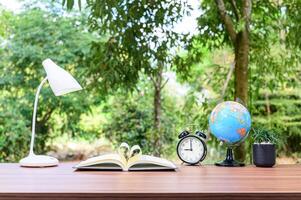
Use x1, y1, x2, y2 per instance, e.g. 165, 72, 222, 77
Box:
19, 58, 82, 167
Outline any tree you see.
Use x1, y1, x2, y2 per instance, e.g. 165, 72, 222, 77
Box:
0, 7, 97, 160
63, 0, 191, 155
214, 0, 251, 106
213, 0, 251, 161
175, 0, 287, 162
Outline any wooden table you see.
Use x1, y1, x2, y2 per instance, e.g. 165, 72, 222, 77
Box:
0, 163, 301, 199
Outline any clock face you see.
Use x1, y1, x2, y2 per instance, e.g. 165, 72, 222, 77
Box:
177, 136, 206, 165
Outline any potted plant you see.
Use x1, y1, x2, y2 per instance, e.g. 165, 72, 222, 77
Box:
252, 127, 278, 167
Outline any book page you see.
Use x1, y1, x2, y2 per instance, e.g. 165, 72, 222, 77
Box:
75, 163, 123, 170
75, 154, 126, 170
74, 143, 176, 171
129, 145, 141, 158
128, 155, 177, 170
118, 142, 130, 161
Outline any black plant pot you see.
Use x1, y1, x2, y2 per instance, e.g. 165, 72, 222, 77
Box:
253, 143, 276, 167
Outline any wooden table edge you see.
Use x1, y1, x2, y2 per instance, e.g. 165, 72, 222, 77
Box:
1, 192, 301, 200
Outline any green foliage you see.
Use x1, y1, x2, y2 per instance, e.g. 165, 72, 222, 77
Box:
174, 44, 301, 160
173, 0, 301, 160
284, 0, 301, 50
64, 0, 191, 92
252, 88, 301, 154
0, 9, 12, 38
103, 93, 153, 151
175, 0, 290, 101
0, 98, 31, 161
175, 0, 300, 105
0, 6, 98, 161
2, 0, 301, 163
62, 0, 193, 157
251, 127, 279, 144
174, 48, 236, 151
102, 84, 179, 157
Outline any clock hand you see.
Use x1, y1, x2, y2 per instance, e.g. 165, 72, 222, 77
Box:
190, 139, 192, 151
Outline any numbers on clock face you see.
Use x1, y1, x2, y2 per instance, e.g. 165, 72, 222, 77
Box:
177, 136, 204, 164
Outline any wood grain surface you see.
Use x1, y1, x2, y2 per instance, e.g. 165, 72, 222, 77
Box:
0, 163, 301, 199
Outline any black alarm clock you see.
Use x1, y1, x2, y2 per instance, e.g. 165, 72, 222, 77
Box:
176, 130, 207, 165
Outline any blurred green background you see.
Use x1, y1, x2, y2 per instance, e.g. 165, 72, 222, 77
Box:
0, 0, 300, 164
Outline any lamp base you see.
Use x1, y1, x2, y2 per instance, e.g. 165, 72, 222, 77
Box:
19, 154, 59, 167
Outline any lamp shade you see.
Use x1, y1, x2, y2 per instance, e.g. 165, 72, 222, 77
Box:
42, 58, 82, 96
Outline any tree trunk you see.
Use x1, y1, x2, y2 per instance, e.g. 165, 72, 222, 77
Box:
154, 85, 162, 133
152, 66, 163, 156
215, 0, 251, 163
234, 30, 249, 162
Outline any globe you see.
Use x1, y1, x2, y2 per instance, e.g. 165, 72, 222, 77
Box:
209, 101, 251, 145
209, 101, 251, 167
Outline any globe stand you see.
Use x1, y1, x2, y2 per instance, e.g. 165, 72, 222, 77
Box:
215, 147, 245, 167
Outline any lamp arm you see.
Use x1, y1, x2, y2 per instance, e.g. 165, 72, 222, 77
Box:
29, 77, 48, 155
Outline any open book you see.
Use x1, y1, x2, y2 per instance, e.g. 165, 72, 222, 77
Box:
74, 143, 177, 171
